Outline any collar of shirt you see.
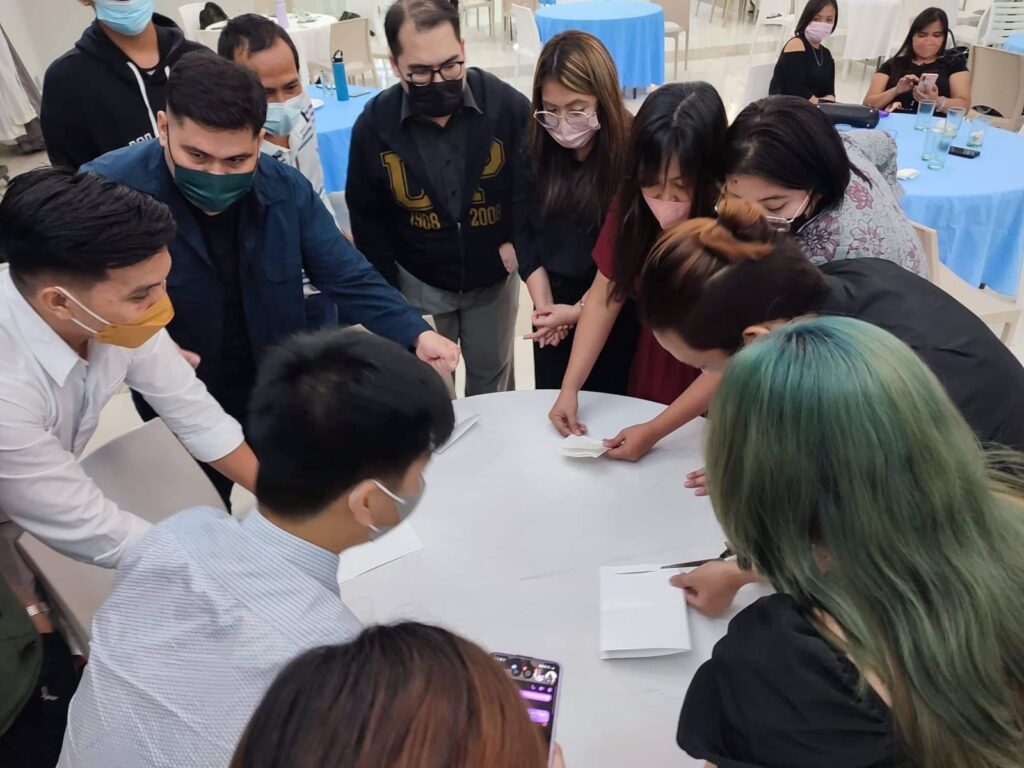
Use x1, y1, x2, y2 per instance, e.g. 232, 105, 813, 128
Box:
0, 270, 88, 388
400, 78, 482, 125
241, 508, 341, 594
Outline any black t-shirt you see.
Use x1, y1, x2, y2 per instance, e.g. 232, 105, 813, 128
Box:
876, 51, 968, 112
193, 202, 255, 423
678, 594, 898, 768
817, 259, 1024, 452
769, 37, 836, 100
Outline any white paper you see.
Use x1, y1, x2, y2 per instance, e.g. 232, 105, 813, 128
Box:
599, 564, 691, 659
561, 434, 608, 458
897, 168, 919, 180
435, 415, 479, 454
337, 523, 423, 583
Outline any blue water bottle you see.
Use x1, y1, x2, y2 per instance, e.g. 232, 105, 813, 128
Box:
332, 50, 350, 102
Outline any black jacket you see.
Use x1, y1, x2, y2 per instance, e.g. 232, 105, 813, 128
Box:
347, 68, 532, 293
41, 14, 204, 170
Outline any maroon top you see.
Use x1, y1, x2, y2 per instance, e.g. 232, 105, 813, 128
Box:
592, 201, 700, 405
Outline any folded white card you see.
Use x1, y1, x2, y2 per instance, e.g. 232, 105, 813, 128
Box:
599, 564, 691, 659
435, 415, 479, 454
337, 523, 423, 583
561, 434, 608, 458
897, 167, 919, 180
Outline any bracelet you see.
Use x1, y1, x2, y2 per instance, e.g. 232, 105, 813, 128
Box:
26, 602, 50, 618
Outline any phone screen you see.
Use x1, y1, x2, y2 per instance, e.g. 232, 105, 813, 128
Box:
492, 653, 560, 751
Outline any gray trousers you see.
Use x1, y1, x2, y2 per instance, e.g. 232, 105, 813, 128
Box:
398, 267, 519, 396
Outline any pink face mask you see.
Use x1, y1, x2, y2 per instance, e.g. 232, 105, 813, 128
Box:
803, 21, 832, 45
643, 194, 691, 229
544, 112, 601, 150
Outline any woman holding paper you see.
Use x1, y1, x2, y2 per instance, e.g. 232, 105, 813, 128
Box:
547, 82, 727, 461
676, 316, 1024, 767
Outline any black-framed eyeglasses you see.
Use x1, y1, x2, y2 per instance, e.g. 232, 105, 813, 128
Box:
405, 60, 465, 86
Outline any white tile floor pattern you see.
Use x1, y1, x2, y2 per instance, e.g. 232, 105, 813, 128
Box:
3, 10, 1022, 513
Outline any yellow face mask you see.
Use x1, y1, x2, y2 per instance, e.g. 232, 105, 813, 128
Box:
57, 287, 175, 349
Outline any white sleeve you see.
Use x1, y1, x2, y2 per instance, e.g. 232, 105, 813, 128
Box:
0, 398, 151, 568
126, 330, 244, 463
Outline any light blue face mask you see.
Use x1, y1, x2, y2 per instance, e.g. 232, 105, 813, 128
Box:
264, 94, 306, 138
95, 0, 154, 36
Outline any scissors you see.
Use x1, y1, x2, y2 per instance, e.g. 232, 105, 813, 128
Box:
617, 548, 733, 575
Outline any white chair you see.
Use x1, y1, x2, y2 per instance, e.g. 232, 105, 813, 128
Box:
659, 0, 691, 79
986, 0, 1024, 45
970, 44, 1024, 132
742, 62, 776, 107
329, 191, 352, 237
314, 18, 380, 87
748, 0, 795, 66
511, 4, 543, 83
461, 0, 497, 37
345, 0, 392, 77
16, 419, 226, 650
913, 221, 1021, 343
954, 4, 991, 47
697, 0, 740, 24
178, 2, 206, 41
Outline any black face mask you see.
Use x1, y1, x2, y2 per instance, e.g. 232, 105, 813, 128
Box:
407, 78, 464, 118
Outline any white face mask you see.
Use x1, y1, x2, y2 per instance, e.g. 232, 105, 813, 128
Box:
354, 476, 426, 541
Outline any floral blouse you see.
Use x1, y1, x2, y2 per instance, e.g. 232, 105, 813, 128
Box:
797, 131, 927, 278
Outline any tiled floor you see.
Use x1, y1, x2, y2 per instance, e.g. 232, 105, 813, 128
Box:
4, 12, 1021, 513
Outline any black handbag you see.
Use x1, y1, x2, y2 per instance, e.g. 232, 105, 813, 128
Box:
818, 102, 880, 129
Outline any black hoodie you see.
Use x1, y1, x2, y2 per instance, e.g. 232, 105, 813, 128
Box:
40, 14, 204, 170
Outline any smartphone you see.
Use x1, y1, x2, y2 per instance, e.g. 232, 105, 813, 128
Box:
949, 146, 980, 158
492, 652, 561, 761
919, 72, 938, 88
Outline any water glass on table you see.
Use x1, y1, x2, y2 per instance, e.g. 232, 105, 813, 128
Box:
945, 106, 966, 138
921, 121, 944, 161
927, 126, 954, 170
915, 100, 936, 130
968, 114, 990, 149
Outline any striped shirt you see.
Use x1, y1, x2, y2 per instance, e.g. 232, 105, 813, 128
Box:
59, 507, 362, 767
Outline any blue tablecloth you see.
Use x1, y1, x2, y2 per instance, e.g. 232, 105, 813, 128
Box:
535, 1, 664, 89
876, 112, 1024, 296
1004, 33, 1024, 53
311, 85, 380, 193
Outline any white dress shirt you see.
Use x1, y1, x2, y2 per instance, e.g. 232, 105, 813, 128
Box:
59, 507, 362, 768
0, 271, 244, 568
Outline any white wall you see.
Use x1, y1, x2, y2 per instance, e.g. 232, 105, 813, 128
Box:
1, 0, 280, 81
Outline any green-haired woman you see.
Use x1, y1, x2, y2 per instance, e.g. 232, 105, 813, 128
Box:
677, 316, 1024, 767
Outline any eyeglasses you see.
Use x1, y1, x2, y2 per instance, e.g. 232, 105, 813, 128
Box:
405, 60, 465, 86
533, 110, 596, 130
715, 192, 811, 233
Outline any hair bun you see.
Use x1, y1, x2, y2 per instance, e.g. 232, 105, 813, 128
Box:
690, 196, 774, 264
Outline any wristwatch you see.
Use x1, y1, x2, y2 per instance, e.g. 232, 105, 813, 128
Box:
25, 602, 50, 618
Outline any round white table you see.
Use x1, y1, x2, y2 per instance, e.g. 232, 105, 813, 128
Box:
338, 390, 771, 768
197, 14, 335, 80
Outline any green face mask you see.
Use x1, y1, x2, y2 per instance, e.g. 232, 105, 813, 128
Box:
165, 135, 255, 213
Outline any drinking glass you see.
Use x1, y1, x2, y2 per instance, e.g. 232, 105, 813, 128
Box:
921, 121, 944, 161
945, 106, 967, 138
968, 114, 990, 149
928, 127, 954, 170
915, 100, 936, 130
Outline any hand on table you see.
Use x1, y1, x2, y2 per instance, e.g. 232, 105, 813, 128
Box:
415, 330, 460, 376
669, 560, 747, 618
602, 421, 658, 462
549, 390, 586, 436
684, 467, 708, 496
